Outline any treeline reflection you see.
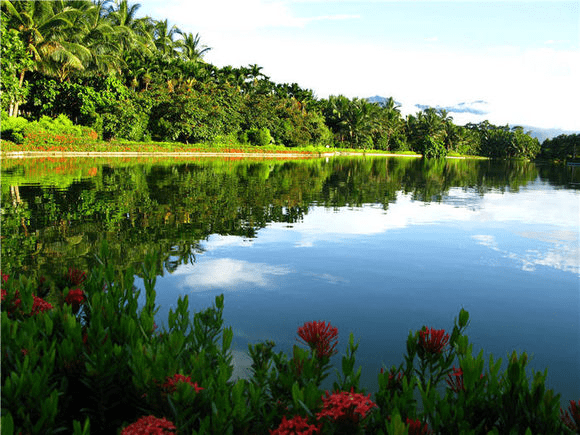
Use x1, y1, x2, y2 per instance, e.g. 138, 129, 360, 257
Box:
1, 156, 576, 282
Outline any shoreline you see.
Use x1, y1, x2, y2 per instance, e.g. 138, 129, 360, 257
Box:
1, 151, 478, 159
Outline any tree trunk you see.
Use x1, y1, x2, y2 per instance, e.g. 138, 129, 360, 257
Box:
12, 70, 27, 116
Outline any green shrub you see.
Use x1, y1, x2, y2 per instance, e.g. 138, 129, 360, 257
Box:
1, 112, 29, 143
1, 247, 577, 434
246, 127, 273, 146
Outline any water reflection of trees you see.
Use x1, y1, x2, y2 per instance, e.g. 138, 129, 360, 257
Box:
1, 156, 567, 283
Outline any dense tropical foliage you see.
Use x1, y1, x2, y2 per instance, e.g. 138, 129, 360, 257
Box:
1, 0, 575, 159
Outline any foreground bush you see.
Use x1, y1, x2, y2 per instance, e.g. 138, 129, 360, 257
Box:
1, 245, 578, 434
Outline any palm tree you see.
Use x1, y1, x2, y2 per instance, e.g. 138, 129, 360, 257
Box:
177, 32, 210, 62
105, 0, 153, 54
69, 1, 123, 77
152, 18, 181, 59
1, 0, 91, 112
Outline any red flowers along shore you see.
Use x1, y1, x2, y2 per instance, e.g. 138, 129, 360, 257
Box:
297, 320, 338, 359
318, 388, 377, 425
3, 267, 578, 434
121, 415, 177, 435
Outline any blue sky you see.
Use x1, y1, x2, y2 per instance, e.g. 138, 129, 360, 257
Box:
137, 1, 579, 130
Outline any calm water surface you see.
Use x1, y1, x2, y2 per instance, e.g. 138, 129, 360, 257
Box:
2, 156, 578, 403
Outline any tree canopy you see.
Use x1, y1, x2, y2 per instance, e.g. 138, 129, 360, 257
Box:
1, 0, 556, 159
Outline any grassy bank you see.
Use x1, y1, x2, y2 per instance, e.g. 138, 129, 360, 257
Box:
0, 138, 493, 160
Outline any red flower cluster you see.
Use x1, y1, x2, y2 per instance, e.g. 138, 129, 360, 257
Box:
31, 295, 53, 314
1, 273, 8, 302
65, 288, 85, 304
297, 320, 338, 359
65, 288, 86, 314
67, 268, 87, 286
446, 366, 465, 392
418, 327, 450, 354
121, 415, 176, 434
269, 415, 320, 435
1, 273, 53, 317
317, 388, 377, 425
561, 400, 580, 432
162, 373, 203, 394
406, 418, 432, 435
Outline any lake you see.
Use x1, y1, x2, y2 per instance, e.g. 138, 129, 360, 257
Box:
1, 155, 578, 404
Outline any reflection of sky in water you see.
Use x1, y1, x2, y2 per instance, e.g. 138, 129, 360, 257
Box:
155, 183, 579, 404
174, 259, 291, 290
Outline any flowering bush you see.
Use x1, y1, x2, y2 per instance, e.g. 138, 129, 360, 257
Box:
561, 400, 580, 433
318, 388, 376, 424
121, 415, 177, 434
418, 327, 449, 355
1, 249, 577, 434
270, 415, 320, 435
297, 320, 339, 360
406, 418, 432, 435
161, 373, 204, 395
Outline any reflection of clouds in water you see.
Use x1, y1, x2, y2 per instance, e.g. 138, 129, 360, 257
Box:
230, 349, 253, 381
472, 232, 580, 274
175, 259, 291, 290
201, 234, 254, 250
272, 187, 579, 247
304, 272, 349, 285
472, 235, 498, 250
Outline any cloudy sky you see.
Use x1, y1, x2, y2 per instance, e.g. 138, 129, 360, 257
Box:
136, 0, 579, 131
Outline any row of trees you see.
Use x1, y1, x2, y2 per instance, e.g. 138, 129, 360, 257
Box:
1, 0, 575, 159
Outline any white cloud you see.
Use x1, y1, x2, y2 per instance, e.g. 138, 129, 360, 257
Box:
201, 234, 254, 250
265, 187, 579, 247
140, 1, 580, 130
472, 232, 580, 274
230, 349, 253, 380
175, 258, 291, 290
472, 234, 498, 250
159, 0, 358, 32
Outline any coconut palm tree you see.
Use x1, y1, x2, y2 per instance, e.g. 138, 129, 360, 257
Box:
105, 0, 153, 54
1, 0, 93, 114
177, 32, 210, 62
152, 18, 181, 59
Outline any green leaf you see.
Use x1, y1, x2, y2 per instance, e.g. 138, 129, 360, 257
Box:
1, 412, 14, 435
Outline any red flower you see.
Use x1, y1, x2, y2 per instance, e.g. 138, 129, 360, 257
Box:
317, 388, 377, 425
31, 295, 53, 314
446, 366, 465, 392
270, 415, 320, 435
297, 321, 338, 359
406, 418, 432, 435
162, 373, 203, 394
65, 288, 85, 314
418, 327, 450, 354
1, 273, 8, 285
121, 415, 176, 434
1, 289, 6, 302
66, 268, 87, 286
561, 400, 580, 432
65, 288, 85, 304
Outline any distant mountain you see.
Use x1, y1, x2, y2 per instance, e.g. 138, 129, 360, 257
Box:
366, 95, 402, 107
367, 96, 578, 142
518, 126, 578, 143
